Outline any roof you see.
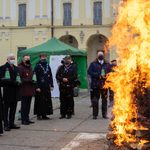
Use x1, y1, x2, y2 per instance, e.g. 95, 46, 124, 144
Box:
18, 37, 86, 57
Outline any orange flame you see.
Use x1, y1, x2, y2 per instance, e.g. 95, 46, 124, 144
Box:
106, 0, 150, 146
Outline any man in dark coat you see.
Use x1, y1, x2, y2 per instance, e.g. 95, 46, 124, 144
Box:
34, 54, 53, 120
0, 86, 3, 135
19, 55, 35, 125
88, 51, 110, 119
56, 56, 77, 119
0, 54, 20, 131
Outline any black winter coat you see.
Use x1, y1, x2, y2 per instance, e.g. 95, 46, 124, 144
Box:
0, 62, 19, 102
56, 63, 77, 89
34, 60, 53, 115
88, 59, 111, 89
34, 60, 53, 89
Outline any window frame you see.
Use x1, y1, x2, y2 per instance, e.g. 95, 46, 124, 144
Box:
93, 1, 102, 25
63, 3, 72, 26
18, 47, 27, 51
18, 3, 27, 27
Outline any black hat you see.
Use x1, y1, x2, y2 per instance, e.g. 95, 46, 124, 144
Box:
39, 53, 47, 57
63, 55, 71, 60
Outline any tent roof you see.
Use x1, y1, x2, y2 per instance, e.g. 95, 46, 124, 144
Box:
18, 37, 86, 57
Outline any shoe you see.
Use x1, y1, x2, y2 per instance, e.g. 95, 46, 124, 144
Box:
22, 121, 30, 125
4, 126, 11, 131
28, 120, 35, 124
103, 116, 109, 119
42, 116, 50, 120
59, 116, 66, 119
9, 124, 20, 129
66, 115, 71, 119
93, 116, 97, 120
37, 116, 42, 120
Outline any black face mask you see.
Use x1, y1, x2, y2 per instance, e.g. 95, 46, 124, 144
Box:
40, 59, 47, 64
41, 59, 47, 62
25, 60, 30, 64
64, 61, 70, 65
98, 55, 104, 60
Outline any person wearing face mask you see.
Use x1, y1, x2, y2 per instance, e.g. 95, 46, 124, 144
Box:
18, 55, 35, 125
34, 54, 54, 120
56, 56, 77, 119
0, 53, 20, 131
88, 50, 111, 119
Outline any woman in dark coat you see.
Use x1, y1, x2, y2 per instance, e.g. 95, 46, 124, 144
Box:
34, 54, 53, 120
19, 55, 35, 125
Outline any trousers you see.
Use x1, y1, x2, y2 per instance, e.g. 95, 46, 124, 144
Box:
3, 101, 17, 127
91, 88, 108, 117
21, 96, 32, 122
59, 87, 74, 116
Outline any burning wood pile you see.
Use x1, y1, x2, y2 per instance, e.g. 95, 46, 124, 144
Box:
105, 0, 150, 149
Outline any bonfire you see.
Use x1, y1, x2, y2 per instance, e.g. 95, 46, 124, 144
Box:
106, 0, 150, 149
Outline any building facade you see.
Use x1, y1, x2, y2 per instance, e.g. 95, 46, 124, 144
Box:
0, 0, 120, 64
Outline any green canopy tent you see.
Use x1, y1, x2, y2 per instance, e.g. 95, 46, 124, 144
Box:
18, 37, 87, 89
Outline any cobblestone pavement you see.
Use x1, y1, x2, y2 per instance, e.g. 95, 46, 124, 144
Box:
0, 92, 111, 150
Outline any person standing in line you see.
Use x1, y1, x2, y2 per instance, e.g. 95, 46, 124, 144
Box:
34, 54, 53, 120
88, 50, 110, 119
56, 56, 77, 119
0, 54, 20, 131
19, 55, 35, 125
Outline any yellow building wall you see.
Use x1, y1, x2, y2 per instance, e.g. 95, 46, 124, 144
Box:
0, 0, 2, 18
0, 30, 11, 64
0, 0, 120, 65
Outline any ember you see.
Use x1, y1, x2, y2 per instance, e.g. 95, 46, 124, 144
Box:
106, 0, 150, 149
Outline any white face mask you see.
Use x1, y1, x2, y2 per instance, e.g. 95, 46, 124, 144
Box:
9, 60, 15, 65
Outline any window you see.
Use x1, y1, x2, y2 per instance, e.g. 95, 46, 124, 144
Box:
18, 4, 26, 27
18, 47, 27, 51
63, 3, 72, 26
93, 2, 102, 25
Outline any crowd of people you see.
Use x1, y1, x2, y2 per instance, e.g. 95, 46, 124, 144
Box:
0, 50, 116, 136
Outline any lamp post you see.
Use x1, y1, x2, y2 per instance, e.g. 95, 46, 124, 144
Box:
51, 0, 54, 38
